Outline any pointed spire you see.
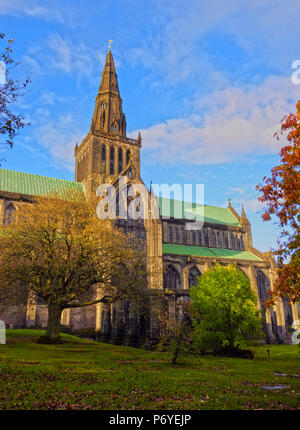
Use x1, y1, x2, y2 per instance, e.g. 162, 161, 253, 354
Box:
241, 204, 250, 224
137, 131, 142, 146
90, 47, 126, 136
241, 204, 246, 217
98, 49, 119, 94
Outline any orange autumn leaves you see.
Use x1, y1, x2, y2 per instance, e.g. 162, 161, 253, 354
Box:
257, 101, 300, 304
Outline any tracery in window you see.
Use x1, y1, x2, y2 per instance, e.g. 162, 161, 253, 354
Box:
118, 148, 123, 173
110, 146, 115, 175
101, 145, 106, 173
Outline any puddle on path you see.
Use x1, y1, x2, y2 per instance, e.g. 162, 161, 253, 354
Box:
262, 385, 288, 390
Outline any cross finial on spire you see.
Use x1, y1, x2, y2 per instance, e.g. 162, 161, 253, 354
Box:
108, 39, 113, 50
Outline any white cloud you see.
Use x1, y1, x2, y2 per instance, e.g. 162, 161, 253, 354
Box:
242, 198, 265, 214
131, 75, 299, 166
0, 0, 62, 21
25, 34, 106, 82
35, 114, 84, 171
128, 0, 300, 85
230, 187, 246, 195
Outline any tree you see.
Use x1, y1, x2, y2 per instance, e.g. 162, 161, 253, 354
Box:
190, 264, 262, 355
0, 33, 30, 155
256, 100, 300, 304
0, 190, 147, 343
157, 301, 194, 364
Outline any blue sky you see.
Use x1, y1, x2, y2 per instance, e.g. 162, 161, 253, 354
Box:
1, 0, 300, 251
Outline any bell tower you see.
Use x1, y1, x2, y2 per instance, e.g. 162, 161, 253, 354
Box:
75, 47, 142, 198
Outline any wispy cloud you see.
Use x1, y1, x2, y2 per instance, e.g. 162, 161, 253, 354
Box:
0, 0, 62, 21
131, 75, 299, 166
24, 34, 106, 82
128, 0, 300, 86
242, 198, 265, 214
35, 114, 84, 171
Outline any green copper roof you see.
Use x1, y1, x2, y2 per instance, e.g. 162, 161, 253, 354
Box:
158, 197, 239, 226
0, 168, 84, 197
162, 243, 262, 262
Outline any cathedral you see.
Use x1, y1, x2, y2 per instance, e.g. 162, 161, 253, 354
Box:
0, 48, 298, 345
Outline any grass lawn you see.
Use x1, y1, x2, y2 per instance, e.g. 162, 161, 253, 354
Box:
0, 329, 299, 410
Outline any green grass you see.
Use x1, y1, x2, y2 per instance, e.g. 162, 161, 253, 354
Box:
0, 329, 299, 410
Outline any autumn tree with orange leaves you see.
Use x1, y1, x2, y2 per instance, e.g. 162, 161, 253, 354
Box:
0, 190, 148, 343
257, 100, 300, 304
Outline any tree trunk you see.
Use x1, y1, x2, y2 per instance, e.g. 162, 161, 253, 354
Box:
172, 342, 180, 365
45, 303, 63, 343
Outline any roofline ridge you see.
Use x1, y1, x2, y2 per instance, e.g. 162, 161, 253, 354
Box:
0, 167, 81, 184
158, 195, 234, 210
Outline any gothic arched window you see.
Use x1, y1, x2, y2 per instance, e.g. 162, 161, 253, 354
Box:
118, 148, 123, 173
217, 231, 222, 248
168, 225, 173, 243
110, 146, 115, 175
100, 103, 106, 127
4, 203, 16, 226
240, 234, 244, 250
231, 233, 236, 249
194, 230, 199, 245
101, 145, 106, 173
257, 271, 270, 306
188, 266, 201, 288
211, 231, 216, 247
111, 121, 118, 133
182, 229, 188, 244
203, 230, 209, 247
174, 227, 179, 243
197, 230, 202, 246
224, 232, 229, 249
126, 149, 131, 165
192, 230, 196, 245
163, 265, 181, 290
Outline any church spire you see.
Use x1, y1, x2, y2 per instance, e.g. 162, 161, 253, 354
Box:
98, 48, 119, 94
240, 205, 250, 224
90, 48, 126, 137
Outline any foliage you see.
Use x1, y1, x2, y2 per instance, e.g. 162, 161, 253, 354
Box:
0, 33, 30, 154
256, 100, 300, 304
0, 190, 147, 342
190, 264, 262, 354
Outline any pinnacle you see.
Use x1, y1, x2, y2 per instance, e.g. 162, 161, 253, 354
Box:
98, 49, 119, 94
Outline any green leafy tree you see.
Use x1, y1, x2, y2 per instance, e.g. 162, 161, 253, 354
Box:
190, 264, 262, 354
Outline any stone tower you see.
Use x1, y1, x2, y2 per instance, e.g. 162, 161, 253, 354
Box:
75, 47, 142, 198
